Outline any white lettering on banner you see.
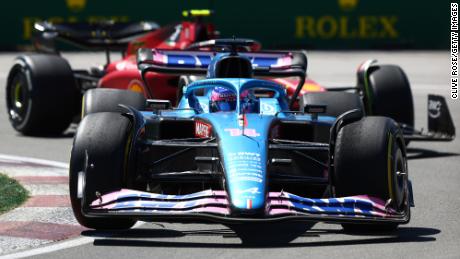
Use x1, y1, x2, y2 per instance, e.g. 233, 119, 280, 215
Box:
195, 121, 211, 138
452, 3, 459, 99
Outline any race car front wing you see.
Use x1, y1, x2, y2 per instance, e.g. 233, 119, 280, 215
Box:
83, 188, 410, 224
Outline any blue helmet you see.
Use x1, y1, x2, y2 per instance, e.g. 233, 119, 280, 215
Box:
209, 87, 259, 113
210, 87, 237, 112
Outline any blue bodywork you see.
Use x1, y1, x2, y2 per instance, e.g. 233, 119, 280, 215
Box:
151, 49, 291, 70
146, 76, 335, 212
143, 48, 334, 212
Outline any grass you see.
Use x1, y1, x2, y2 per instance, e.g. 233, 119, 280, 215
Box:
0, 173, 28, 215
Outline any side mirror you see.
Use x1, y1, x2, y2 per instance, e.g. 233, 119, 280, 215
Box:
146, 99, 171, 111
304, 104, 327, 120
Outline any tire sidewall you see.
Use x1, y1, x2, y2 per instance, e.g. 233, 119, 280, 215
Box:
334, 116, 406, 208
69, 112, 136, 229
334, 116, 408, 231
6, 55, 77, 135
367, 65, 414, 127
6, 61, 35, 132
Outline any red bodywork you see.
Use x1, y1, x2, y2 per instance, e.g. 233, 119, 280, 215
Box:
99, 21, 217, 102
99, 20, 324, 104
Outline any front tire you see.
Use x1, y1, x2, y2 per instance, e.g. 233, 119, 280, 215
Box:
69, 112, 136, 229
82, 88, 146, 116
333, 116, 408, 232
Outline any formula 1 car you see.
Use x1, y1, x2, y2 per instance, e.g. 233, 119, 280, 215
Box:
68, 39, 441, 232
5, 10, 223, 135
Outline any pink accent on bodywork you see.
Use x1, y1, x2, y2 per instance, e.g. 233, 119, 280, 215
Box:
90, 190, 397, 218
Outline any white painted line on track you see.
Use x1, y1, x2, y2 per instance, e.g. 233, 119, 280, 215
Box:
0, 153, 85, 258
0, 154, 69, 169
0, 236, 94, 259
0, 222, 145, 259
0, 152, 141, 257
0, 237, 52, 256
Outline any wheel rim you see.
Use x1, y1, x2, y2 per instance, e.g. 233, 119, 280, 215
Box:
7, 71, 29, 126
14, 82, 24, 108
394, 147, 406, 208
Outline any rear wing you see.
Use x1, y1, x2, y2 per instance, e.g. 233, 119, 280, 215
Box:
137, 48, 307, 76
137, 48, 308, 108
185, 39, 262, 52
33, 20, 159, 52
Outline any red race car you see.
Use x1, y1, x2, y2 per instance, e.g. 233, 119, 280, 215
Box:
5, 10, 225, 135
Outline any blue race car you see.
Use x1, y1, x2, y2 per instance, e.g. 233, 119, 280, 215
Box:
69, 39, 413, 232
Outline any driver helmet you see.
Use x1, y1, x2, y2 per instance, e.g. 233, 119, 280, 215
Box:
240, 90, 259, 113
210, 87, 237, 112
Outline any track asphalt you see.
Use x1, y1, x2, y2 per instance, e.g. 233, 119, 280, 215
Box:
0, 51, 458, 259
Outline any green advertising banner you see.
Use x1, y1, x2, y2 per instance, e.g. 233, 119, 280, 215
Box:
0, 0, 450, 50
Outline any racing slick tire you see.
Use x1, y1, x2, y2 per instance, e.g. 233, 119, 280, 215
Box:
299, 92, 364, 117
176, 75, 191, 105
5, 54, 77, 135
69, 112, 136, 229
366, 65, 414, 128
333, 116, 408, 232
82, 88, 146, 116
176, 75, 203, 106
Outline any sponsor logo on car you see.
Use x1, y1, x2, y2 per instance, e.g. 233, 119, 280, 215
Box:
225, 128, 260, 137
261, 102, 276, 114
236, 187, 261, 195
195, 121, 212, 138
127, 79, 145, 95
428, 99, 442, 118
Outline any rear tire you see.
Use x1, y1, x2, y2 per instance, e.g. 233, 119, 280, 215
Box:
175, 76, 203, 106
5, 55, 77, 135
82, 88, 146, 116
366, 65, 414, 127
333, 116, 408, 232
175, 76, 190, 106
69, 112, 136, 229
